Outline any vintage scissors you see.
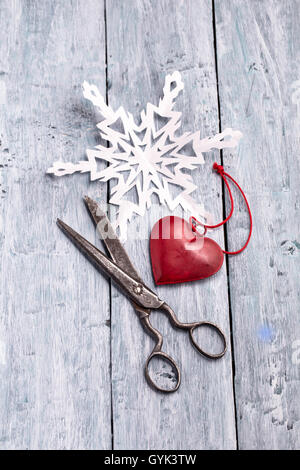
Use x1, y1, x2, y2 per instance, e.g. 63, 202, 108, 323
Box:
57, 197, 227, 392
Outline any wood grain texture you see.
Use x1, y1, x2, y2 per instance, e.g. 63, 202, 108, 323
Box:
106, 0, 236, 450
215, 0, 300, 449
0, 0, 111, 449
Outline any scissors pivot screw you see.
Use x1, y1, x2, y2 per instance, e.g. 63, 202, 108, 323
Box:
133, 284, 143, 295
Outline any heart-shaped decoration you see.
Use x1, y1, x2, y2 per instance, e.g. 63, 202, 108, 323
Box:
150, 216, 224, 285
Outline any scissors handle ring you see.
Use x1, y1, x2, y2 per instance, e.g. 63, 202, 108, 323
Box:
145, 351, 181, 393
161, 304, 227, 359
139, 314, 181, 393
189, 322, 227, 359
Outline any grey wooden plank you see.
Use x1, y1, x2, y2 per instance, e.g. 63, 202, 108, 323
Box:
0, 0, 111, 449
215, 0, 300, 449
106, 0, 236, 449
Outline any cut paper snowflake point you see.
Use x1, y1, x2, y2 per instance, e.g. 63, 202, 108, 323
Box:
47, 71, 242, 238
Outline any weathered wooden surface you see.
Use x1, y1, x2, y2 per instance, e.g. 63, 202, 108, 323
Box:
0, 0, 299, 450
0, 0, 111, 450
215, 0, 300, 449
106, 0, 235, 450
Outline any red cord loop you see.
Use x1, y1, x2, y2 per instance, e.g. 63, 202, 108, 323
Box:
213, 162, 225, 175
189, 162, 252, 255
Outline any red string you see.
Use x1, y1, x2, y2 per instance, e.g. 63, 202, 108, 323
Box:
190, 162, 252, 255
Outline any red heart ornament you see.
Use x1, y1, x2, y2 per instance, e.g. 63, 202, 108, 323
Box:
150, 216, 224, 285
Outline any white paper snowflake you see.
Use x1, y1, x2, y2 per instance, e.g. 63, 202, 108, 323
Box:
47, 71, 242, 238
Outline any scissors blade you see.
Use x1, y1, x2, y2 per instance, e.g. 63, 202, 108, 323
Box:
84, 196, 143, 284
57, 218, 163, 310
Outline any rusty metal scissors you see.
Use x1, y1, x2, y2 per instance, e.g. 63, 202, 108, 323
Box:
57, 196, 227, 393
